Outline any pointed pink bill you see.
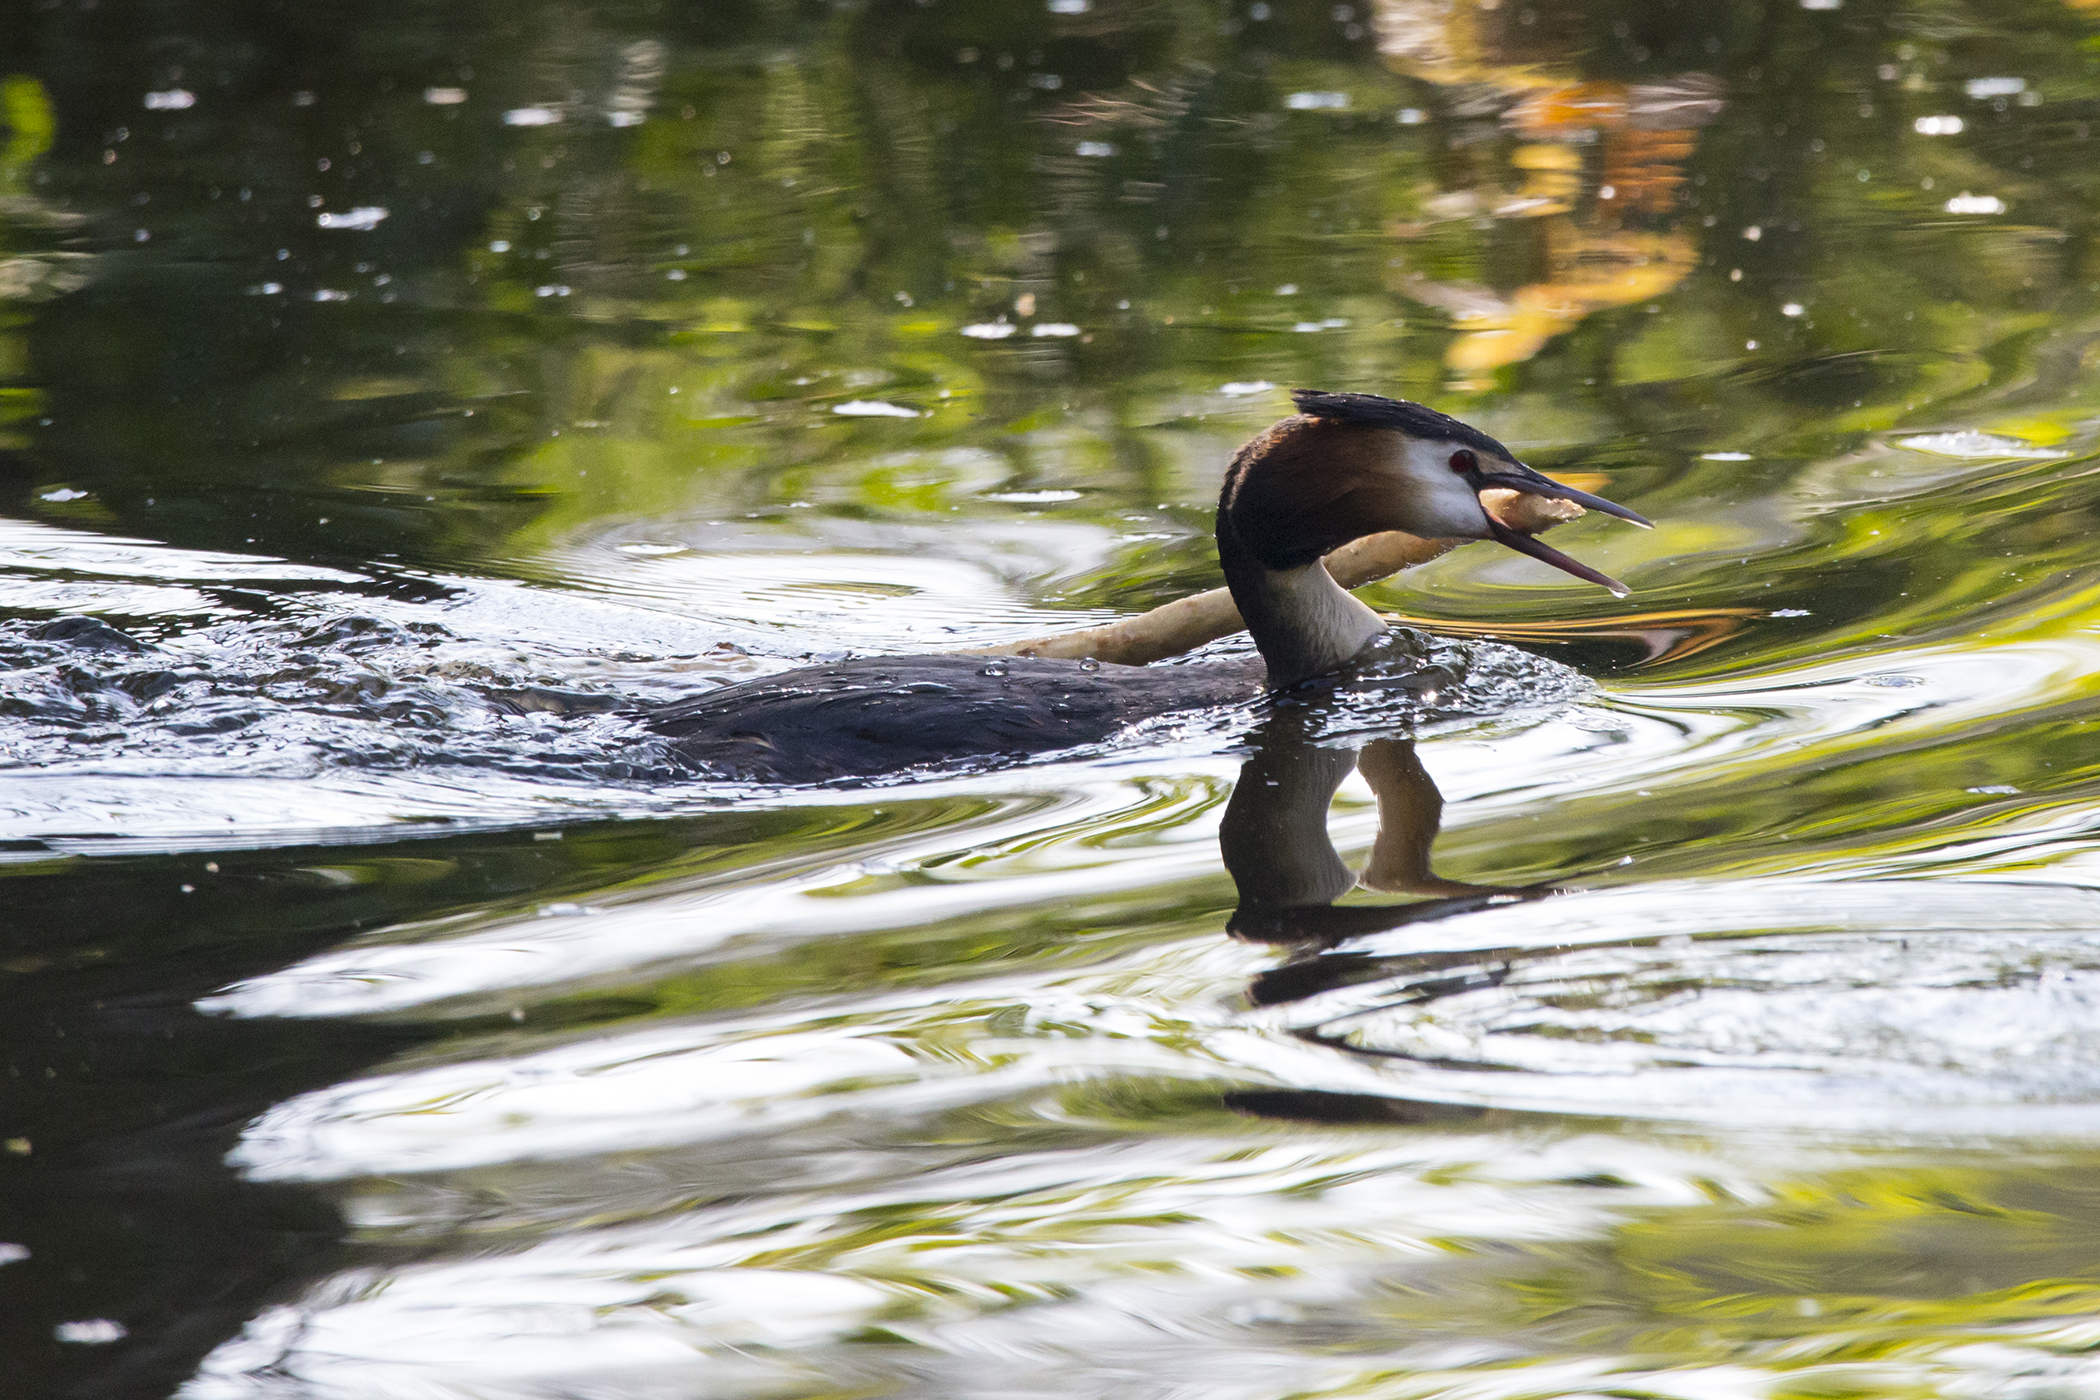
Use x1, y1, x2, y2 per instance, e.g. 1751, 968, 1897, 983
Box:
1485, 517, 1632, 598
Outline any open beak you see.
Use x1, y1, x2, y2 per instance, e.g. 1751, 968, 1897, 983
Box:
1474, 467, 1648, 598
1485, 516, 1632, 597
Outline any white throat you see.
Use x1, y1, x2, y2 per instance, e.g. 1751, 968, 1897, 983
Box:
1238, 561, 1388, 691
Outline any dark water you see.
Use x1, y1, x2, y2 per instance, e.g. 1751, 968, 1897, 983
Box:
9, 1, 2100, 1395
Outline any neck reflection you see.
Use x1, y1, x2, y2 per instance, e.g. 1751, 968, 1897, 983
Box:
1217, 713, 1584, 1125
1219, 713, 1567, 991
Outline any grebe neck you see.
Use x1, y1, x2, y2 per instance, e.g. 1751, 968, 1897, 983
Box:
1216, 512, 1387, 692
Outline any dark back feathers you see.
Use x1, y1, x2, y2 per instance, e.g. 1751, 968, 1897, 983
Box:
646, 653, 1264, 783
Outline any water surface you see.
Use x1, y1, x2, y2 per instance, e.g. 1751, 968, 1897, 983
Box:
9, 1, 2100, 1395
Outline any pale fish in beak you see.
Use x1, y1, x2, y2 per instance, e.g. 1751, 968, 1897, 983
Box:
1468, 459, 1650, 598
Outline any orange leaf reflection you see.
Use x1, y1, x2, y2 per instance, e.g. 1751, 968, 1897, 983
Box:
1384, 607, 1763, 667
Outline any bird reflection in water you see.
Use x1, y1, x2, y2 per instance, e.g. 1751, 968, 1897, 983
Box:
1217, 709, 1573, 1126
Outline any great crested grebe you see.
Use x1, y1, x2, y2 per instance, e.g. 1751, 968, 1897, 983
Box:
650, 390, 1650, 782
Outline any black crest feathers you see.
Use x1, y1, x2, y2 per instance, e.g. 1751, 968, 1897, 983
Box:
1289, 390, 1517, 463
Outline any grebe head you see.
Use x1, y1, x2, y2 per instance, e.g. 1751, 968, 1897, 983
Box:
1225, 390, 1652, 597
1216, 390, 1652, 690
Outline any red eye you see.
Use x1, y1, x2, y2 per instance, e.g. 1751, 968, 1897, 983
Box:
1448, 449, 1477, 474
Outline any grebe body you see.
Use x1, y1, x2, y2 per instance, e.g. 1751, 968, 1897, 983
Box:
650, 652, 1264, 783
650, 391, 1648, 782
